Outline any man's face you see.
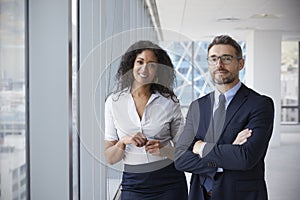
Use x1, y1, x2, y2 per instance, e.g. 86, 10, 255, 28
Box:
207, 44, 244, 86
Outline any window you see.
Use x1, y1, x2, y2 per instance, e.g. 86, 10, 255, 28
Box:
71, 0, 79, 199
0, 1, 27, 200
12, 168, 18, 180
20, 164, 26, 175
160, 41, 246, 109
77, 0, 160, 199
281, 41, 299, 123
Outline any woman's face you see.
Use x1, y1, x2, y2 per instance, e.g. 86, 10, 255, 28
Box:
132, 50, 158, 87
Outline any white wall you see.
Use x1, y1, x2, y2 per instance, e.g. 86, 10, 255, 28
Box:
246, 30, 282, 147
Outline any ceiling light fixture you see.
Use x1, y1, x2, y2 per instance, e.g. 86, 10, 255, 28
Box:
250, 13, 279, 19
217, 17, 241, 22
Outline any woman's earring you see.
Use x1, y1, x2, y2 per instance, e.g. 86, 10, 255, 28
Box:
153, 76, 159, 83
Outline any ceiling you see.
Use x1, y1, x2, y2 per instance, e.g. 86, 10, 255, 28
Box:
155, 0, 300, 41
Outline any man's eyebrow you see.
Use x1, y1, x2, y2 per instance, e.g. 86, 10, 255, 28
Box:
208, 54, 233, 57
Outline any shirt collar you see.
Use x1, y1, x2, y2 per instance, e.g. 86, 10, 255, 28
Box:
127, 87, 160, 105
214, 81, 242, 108
147, 92, 160, 105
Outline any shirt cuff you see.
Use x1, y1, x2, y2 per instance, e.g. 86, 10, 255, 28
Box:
198, 142, 206, 157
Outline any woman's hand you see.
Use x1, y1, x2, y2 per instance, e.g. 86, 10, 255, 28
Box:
145, 140, 161, 155
121, 132, 147, 147
233, 128, 252, 145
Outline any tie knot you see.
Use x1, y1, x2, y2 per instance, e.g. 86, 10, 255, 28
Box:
218, 94, 226, 105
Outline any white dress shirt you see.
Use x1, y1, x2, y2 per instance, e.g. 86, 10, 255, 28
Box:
105, 88, 184, 165
213, 81, 242, 111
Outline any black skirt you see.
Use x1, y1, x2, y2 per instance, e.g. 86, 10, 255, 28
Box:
121, 160, 188, 200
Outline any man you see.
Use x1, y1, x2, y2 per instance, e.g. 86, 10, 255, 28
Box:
175, 35, 274, 200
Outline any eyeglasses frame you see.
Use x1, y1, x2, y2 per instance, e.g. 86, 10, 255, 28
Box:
207, 54, 242, 66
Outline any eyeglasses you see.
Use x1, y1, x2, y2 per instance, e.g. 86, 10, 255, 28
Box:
207, 55, 241, 65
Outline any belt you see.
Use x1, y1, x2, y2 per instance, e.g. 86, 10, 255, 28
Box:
206, 191, 212, 197
124, 159, 173, 173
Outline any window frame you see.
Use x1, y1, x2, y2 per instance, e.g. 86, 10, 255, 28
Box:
281, 41, 300, 124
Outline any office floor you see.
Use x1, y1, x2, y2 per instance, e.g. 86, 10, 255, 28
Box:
266, 133, 300, 200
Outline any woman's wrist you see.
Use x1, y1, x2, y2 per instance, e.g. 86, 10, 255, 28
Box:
116, 140, 126, 150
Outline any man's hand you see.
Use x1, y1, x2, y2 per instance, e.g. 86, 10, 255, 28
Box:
233, 128, 252, 145
193, 140, 205, 155
191, 129, 252, 156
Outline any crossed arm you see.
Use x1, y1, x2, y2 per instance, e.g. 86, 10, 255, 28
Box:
192, 128, 252, 156
174, 96, 274, 174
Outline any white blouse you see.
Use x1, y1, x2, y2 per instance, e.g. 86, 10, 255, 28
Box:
105, 89, 184, 165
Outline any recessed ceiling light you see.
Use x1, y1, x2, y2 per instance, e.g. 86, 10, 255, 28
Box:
235, 27, 255, 30
217, 17, 241, 22
250, 13, 279, 19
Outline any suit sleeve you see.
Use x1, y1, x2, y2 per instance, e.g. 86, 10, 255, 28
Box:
174, 100, 217, 174
204, 96, 275, 170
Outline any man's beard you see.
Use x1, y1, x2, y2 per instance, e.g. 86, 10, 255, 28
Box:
212, 71, 236, 85
214, 75, 235, 85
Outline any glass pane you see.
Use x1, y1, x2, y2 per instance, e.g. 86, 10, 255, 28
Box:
72, 0, 79, 199
0, 0, 26, 200
281, 108, 299, 123
160, 41, 246, 111
281, 41, 299, 107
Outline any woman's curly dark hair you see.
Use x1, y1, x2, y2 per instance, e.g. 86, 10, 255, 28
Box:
115, 40, 178, 102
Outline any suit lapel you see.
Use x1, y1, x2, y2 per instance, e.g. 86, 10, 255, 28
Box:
203, 93, 214, 131
198, 85, 250, 140
223, 84, 250, 131
196, 93, 214, 139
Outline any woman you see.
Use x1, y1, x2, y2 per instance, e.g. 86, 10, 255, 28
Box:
105, 40, 188, 200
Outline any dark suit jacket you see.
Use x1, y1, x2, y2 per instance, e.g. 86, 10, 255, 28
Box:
175, 83, 274, 200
